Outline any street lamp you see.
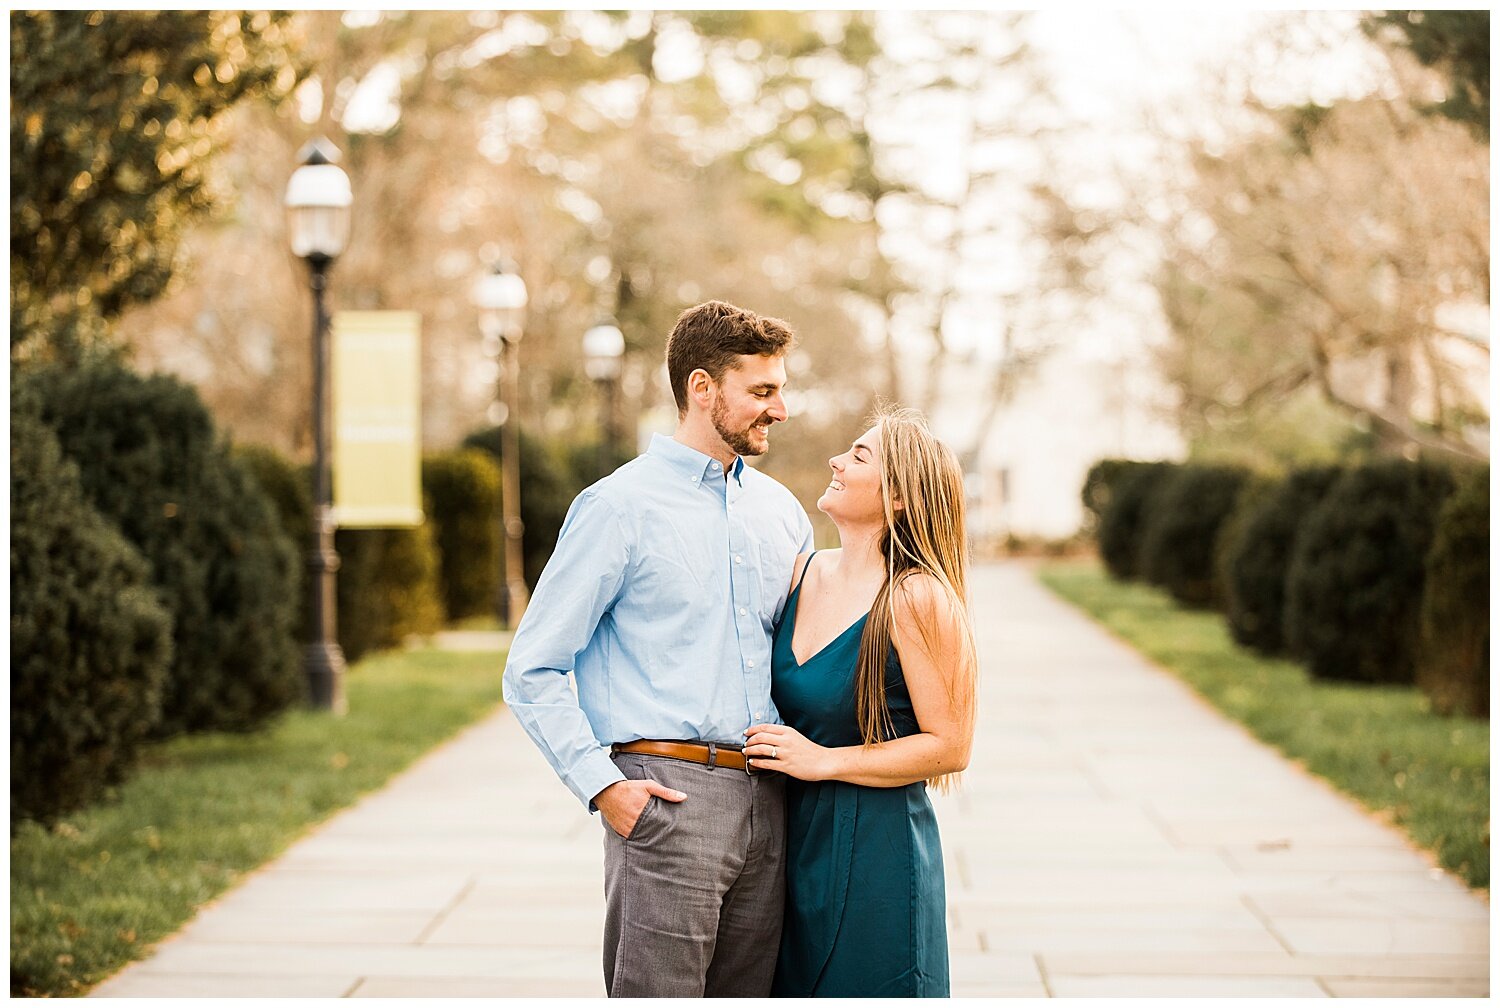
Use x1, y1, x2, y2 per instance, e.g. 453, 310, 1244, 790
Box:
583, 319, 625, 478
285, 136, 352, 714
473, 260, 529, 627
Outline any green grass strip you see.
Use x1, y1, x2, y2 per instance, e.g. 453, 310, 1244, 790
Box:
1037, 559, 1488, 892
11, 646, 505, 997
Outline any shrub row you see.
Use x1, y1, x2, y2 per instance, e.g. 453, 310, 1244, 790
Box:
13, 355, 622, 827
10, 402, 173, 825
234, 446, 494, 665
12, 360, 301, 825
1082, 456, 1486, 717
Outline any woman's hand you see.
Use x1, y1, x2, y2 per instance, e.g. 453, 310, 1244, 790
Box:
743, 723, 836, 781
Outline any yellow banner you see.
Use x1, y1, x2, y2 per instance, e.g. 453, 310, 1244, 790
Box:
332, 310, 423, 527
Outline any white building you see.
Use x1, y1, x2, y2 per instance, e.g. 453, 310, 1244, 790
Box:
929, 335, 1185, 546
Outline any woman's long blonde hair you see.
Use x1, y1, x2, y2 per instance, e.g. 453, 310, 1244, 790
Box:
852, 405, 978, 790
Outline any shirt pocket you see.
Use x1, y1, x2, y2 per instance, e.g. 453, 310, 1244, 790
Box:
758, 542, 797, 625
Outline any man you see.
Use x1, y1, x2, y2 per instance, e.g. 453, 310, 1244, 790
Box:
502, 300, 814, 997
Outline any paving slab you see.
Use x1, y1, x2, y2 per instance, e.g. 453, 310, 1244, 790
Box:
92, 972, 358, 998
89, 562, 1489, 998
1319, 976, 1491, 997
1047, 974, 1330, 997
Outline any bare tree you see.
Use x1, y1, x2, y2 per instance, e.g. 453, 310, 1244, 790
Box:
1148, 37, 1488, 463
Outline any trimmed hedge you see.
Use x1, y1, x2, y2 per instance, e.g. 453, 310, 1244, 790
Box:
1081, 458, 1137, 536
10, 402, 173, 826
1097, 461, 1181, 581
335, 524, 445, 665
1139, 463, 1251, 608
421, 449, 502, 622
463, 426, 582, 587
235, 443, 446, 664
19, 359, 301, 736
232, 443, 312, 642
1418, 465, 1488, 718
1285, 460, 1457, 685
1218, 466, 1343, 655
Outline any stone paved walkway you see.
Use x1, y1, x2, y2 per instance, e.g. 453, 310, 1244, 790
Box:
91, 561, 1489, 997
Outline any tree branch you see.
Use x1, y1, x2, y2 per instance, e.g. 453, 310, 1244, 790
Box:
1306, 339, 1487, 461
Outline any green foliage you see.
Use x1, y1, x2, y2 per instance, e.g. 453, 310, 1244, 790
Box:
1285, 460, 1457, 685
1094, 461, 1180, 582
421, 449, 502, 622
234, 441, 448, 662
1080, 458, 1135, 536
1418, 465, 1488, 717
18, 358, 302, 736
1218, 466, 1343, 655
1365, 10, 1489, 139
10, 11, 304, 358
10, 404, 173, 827
10, 645, 504, 997
462, 426, 621, 587
1040, 559, 1488, 891
231, 443, 312, 642
1138, 464, 1251, 608
335, 524, 444, 665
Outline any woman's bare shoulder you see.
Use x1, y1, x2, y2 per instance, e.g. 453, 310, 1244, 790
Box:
792, 547, 841, 588
892, 570, 960, 624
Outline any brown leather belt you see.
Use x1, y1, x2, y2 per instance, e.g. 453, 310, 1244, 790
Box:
612, 739, 758, 775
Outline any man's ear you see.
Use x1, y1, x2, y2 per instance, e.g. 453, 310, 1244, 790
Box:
687, 368, 715, 409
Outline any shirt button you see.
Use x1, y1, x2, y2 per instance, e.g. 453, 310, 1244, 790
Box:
735, 555, 743, 564
711, 461, 721, 470
691, 476, 699, 482
747, 660, 756, 668
753, 711, 763, 720
739, 607, 747, 616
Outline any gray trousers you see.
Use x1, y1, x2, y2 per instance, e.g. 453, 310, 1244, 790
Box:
602, 752, 786, 997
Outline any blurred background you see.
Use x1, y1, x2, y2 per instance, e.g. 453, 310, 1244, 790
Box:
10, 12, 1490, 997
14, 10, 1488, 554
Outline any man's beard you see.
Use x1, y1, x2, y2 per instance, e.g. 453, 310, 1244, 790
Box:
711, 394, 770, 457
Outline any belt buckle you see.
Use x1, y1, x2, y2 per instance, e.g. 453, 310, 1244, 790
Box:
728, 741, 757, 777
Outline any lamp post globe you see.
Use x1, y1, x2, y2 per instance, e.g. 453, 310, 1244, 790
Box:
473, 260, 530, 627
285, 136, 351, 715
582, 319, 625, 381
286, 138, 352, 264
473, 261, 528, 341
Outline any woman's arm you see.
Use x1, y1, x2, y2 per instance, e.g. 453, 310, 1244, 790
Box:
746, 573, 974, 787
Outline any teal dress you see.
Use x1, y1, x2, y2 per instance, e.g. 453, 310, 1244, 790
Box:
770, 554, 950, 997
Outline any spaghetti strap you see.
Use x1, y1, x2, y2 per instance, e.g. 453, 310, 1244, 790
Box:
791, 549, 819, 595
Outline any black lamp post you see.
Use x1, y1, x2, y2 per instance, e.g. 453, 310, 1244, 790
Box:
583, 319, 625, 478
473, 260, 530, 627
285, 137, 352, 713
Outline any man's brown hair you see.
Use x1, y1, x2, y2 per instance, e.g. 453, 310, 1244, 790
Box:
665, 300, 796, 414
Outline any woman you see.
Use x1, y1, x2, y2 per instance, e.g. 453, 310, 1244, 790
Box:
743, 405, 978, 998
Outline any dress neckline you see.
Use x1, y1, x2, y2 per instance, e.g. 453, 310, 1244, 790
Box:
786, 553, 872, 668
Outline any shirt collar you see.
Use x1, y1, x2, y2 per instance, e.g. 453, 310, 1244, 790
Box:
648, 433, 745, 486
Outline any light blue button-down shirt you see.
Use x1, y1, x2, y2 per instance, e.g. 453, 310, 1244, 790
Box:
502, 433, 815, 809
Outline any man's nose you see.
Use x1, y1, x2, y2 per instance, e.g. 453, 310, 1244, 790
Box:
765, 393, 788, 422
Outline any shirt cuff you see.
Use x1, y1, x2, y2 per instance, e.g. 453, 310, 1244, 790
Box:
566, 747, 628, 813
